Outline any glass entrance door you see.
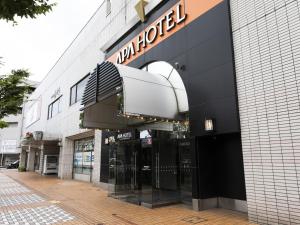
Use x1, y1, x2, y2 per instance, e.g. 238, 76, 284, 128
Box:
179, 140, 192, 204
151, 136, 180, 206
110, 139, 140, 204
140, 144, 153, 205
108, 130, 192, 207
140, 131, 181, 207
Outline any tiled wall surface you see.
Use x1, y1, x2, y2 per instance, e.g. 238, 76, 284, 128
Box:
230, 0, 300, 224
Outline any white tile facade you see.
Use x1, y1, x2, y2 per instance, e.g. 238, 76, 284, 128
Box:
230, 0, 300, 224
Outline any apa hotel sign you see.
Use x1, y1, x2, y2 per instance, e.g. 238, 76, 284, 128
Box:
107, 0, 224, 65
116, 4, 186, 64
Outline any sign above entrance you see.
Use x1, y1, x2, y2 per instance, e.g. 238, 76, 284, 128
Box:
107, 0, 223, 65
117, 132, 133, 140
116, 3, 186, 64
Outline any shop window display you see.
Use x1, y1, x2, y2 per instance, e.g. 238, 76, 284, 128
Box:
73, 138, 94, 175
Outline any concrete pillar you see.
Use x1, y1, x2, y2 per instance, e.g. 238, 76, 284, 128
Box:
19, 148, 27, 168
92, 130, 101, 184
58, 138, 73, 179
26, 146, 35, 171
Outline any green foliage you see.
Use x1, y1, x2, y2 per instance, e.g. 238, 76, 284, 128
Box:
0, 69, 34, 124
0, 120, 7, 128
79, 112, 84, 129
18, 166, 26, 172
0, 0, 56, 24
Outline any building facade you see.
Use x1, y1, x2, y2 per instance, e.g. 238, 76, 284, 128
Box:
20, 0, 300, 224
0, 115, 22, 166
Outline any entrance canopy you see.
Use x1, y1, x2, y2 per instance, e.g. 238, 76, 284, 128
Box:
81, 61, 188, 129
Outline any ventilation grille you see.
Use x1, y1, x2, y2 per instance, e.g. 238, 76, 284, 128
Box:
97, 61, 122, 100
81, 69, 97, 106
82, 61, 122, 106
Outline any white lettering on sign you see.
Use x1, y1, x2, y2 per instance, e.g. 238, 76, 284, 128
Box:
116, 4, 187, 64
117, 132, 133, 140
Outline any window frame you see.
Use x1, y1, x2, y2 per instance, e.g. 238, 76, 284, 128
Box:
47, 96, 62, 120
72, 137, 95, 176
7, 122, 18, 128
106, 0, 111, 17
69, 74, 90, 106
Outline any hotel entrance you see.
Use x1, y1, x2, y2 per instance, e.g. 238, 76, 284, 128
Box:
107, 130, 192, 208
81, 60, 192, 208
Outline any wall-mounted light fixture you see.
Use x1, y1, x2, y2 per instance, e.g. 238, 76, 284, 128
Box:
204, 118, 215, 132
174, 62, 186, 71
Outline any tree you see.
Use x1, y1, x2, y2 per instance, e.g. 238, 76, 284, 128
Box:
0, 69, 34, 128
0, 1, 54, 127
0, 0, 56, 24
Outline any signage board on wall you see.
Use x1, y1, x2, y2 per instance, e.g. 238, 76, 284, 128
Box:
0, 140, 18, 154
117, 132, 133, 140
107, 0, 223, 65
115, 4, 186, 64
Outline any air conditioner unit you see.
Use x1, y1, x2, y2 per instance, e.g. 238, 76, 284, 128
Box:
33, 131, 43, 141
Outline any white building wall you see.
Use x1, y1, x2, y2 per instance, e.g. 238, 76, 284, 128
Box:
230, 0, 300, 224
23, 0, 162, 140
23, 0, 161, 181
0, 115, 22, 155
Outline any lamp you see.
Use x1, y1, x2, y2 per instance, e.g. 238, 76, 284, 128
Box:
174, 62, 186, 71
204, 118, 215, 132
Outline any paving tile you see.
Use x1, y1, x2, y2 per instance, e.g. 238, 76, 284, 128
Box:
1, 170, 255, 225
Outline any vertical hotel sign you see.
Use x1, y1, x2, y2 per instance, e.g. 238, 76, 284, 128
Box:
107, 0, 223, 65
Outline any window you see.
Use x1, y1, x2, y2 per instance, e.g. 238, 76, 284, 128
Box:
73, 138, 94, 176
7, 122, 18, 128
25, 98, 41, 127
70, 75, 89, 105
48, 96, 62, 119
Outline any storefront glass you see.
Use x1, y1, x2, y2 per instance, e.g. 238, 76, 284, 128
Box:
73, 138, 94, 176
104, 60, 191, 207
107, 127, 192, 207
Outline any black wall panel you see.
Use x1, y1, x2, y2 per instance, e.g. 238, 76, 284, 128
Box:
216, 133, 246, 200
102, 0, 246, 201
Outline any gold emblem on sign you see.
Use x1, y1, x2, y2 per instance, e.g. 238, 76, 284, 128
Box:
135, 0, 148, 23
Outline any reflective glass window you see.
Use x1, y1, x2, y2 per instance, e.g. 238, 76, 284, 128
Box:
48, 96, 61, 119
70, 75, 89, 105
73, 138, 94, 176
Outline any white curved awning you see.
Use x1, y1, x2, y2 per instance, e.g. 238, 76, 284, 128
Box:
81, 61, 188, 129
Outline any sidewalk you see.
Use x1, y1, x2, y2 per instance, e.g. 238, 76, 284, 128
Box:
1, 170, 254, 225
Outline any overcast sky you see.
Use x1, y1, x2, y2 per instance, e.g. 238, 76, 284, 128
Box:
0, 0, 102, 81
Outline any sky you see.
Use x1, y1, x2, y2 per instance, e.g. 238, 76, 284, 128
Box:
0, 0, 102, 81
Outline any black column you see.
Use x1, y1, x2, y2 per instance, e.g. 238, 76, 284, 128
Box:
192, 136, 218, 200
